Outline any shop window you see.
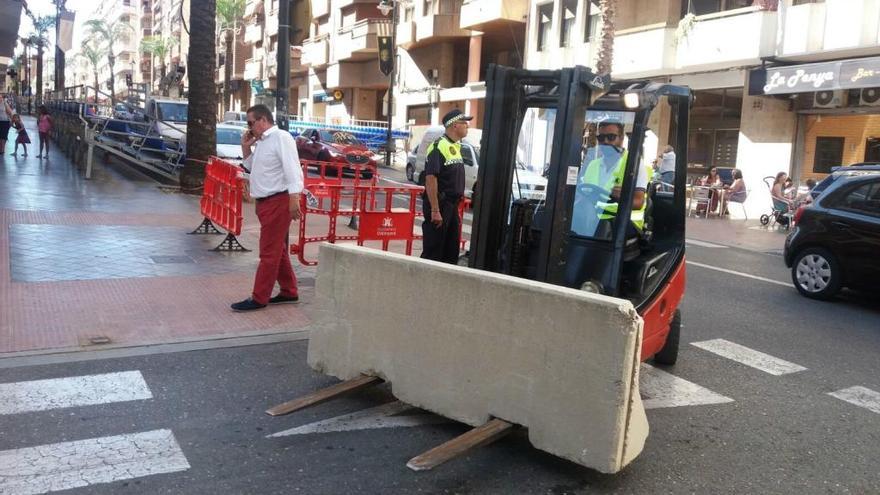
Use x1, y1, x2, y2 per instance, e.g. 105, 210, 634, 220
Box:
560, 0, 577, 47
537, 3, 553, 52
813, 137, 845, 174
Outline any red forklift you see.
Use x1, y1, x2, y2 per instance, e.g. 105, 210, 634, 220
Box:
469, 65, 693, 365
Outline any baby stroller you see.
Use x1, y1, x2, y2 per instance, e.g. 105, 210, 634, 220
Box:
759, 176, 794, 228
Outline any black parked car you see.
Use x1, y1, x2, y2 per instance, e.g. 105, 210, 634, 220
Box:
784, 173, 880, 300
809, 163, 880, 200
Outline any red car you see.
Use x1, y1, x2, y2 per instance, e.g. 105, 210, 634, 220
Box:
294, 128, 377, 178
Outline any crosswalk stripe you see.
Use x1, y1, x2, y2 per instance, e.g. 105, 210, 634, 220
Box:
691, 339, 807, 376
268, 401, 449, 437
0, 371, 153, 415
640, 364, 734, 409
828, 386, 880, 415
686, 261, 791, 287
0, 429, 190, 495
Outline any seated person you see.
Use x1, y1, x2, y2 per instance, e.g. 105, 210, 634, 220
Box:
793, 178, 817, 207
771, 171, 789, 201
720, 169, 747, 214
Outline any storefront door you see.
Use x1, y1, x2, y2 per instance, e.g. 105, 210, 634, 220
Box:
866, 138, 880, 163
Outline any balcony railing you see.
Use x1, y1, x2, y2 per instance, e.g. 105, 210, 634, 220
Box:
302, 34, 330, 67
266, 10, 279, 36
674, 7, 777, 70
244, 22, 264, 44
415, 12, 469, 42
244, 58, 263, 80
459, 0, 527, 30
334, 18, 392, 62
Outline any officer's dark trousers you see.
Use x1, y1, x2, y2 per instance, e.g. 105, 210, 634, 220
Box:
421, 197, 461, 264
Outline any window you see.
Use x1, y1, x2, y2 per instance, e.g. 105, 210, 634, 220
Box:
583, 0, 599, 42
536, 3, 553, 52
560, 0, 577, 47
690, 0, 753, 15
835, 182, 880, 217
423, 0, 433, 16
813, 137, 845, 174
404, 5, 414, 21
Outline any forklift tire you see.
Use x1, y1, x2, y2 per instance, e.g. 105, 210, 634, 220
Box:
653, 309, 680, 366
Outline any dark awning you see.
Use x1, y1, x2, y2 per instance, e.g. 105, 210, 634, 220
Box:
0, 0, 24, 59
748, 56, 880, 95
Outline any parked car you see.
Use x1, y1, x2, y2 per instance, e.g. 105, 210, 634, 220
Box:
215, 124, 245, 162
809, 163, 880, 200
222, 120, 248, 128
784, 173, 880, 300
294, 128, 378, 178
407, 127, 547, 200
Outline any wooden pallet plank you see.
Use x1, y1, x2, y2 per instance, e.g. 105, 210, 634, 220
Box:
406, 418, 515, 471
266, 375, 383, 417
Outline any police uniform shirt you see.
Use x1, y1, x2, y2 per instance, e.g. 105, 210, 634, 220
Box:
424, 134, 465, 199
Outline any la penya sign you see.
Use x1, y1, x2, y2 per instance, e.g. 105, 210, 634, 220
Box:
749, 56, 880, 95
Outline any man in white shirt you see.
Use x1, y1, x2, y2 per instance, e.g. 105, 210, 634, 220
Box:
231, 105, 305, 312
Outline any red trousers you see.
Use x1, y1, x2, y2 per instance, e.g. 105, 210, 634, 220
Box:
251, 193, 298, 305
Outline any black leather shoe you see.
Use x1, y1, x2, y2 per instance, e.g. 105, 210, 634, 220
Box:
269, 294, 299, 304
231, 298, 267, 312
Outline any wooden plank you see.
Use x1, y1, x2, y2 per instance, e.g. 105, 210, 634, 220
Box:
406, 418, 515, 471
265, 375, 383, 417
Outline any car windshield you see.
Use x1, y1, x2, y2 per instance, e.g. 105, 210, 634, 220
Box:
157, 102, 188, 123
216, 128, 244, 145
319, 130, 361, 146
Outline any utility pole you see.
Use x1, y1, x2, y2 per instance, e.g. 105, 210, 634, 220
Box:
377, 0, 397, 168
54, 0, 67, 91
275, 0, 291, 130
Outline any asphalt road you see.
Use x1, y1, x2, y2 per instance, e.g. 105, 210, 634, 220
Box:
2, 169, 879, 494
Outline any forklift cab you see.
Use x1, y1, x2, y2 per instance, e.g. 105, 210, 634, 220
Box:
470, 65, 692, 363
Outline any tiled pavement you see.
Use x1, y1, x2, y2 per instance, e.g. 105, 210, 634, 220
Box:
0, 116, 313, 355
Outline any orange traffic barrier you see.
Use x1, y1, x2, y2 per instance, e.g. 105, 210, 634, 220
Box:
191, 157, 249, 252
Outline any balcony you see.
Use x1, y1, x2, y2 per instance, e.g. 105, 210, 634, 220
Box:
311, 0, 330, 19
244, 58, 263, 80
265, 50, 277, 78
416, 12, 469, 42
266, 9, 279, 36
396, 20, 417, 48
334, 19, 391, 62
674, 7, 777, 71
459, 0, 527, 31
302, 34, 330, 67
244, 0, 263, 18
780, 0, 880, 58
612, 24, 675, 78
325, 61, 388, 90
244, 22, 264, 44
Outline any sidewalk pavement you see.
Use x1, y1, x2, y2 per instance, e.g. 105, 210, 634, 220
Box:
685, 215, 790, 255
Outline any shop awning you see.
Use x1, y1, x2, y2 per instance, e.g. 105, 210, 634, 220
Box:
0, 0, 23, 58
749, 56, 880, 96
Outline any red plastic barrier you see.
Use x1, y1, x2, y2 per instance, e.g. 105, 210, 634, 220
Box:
356, 186, 423, 255
200, 157, 244, 235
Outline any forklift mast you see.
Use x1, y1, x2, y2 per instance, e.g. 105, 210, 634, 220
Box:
470, 64, 692, 300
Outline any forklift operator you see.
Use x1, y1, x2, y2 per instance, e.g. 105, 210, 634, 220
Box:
575, 122, 648, 238
420, 109, 472, 263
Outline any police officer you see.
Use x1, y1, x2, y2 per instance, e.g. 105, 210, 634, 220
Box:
578, 122, 648, 236
421, 109, 472, 263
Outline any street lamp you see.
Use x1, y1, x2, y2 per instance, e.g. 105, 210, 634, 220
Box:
377, 0, 398, 168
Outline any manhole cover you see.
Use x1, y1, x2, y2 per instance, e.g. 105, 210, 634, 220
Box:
150, 255, 195, 264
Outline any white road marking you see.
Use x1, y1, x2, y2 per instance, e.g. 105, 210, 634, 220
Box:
685, 239, 729, 248
686, 261, 791, 287
0, 429, 190, 495
828, 386, 880, 415
267, 401, 449, 437
0, 371, 153, 415
691, 339, 807, 375
379, 177, 413, 187
640, 364, 734, 409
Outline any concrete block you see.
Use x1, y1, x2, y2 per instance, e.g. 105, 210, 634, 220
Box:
307, 244, 648, 473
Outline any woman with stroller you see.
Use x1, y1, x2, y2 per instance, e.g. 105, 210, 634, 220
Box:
771, 172, 789, 201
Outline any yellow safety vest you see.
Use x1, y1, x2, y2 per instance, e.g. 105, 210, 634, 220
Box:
425, 135, 463, 167
581, 149, 646, 230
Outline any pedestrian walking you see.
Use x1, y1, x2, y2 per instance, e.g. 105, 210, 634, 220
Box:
11, 113, 30, 157
420, 109, 471, 263
231, 104, 304, 312
0, 95, 13, 155
37, 105, 53, 159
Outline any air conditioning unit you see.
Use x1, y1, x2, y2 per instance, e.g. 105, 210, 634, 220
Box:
858, 87, 880, 107
814, 90, 845, 108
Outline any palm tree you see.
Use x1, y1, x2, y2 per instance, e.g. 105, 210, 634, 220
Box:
79, 38, 106, 99
84, 19, 134, 103
595, 0, 616, 75
140, 36, 178, 96
180, 0, 218, 191
216, 0, 245, 113
30, 15, 56, 106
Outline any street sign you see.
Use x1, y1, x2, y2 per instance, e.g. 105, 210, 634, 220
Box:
378, 36, 393, 76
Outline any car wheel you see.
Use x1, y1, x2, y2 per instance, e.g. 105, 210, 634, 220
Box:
760, 214, 770, 226
406, 163, 415, 182
791, 247, 842, 300
653, 309, 680, 366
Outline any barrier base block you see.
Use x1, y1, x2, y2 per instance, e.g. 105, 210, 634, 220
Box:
212, 233, 250, 252
189, 217, 223, 235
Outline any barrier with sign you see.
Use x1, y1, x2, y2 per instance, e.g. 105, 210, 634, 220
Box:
191, 157, 249, 252
356, 186, 423, 255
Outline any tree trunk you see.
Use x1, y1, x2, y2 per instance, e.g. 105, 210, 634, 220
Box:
94, 72, 99, 100
595, 0, 616, 76
180, 0, 217, 192
36, 44, 44, 106
224, 31, 233, 113
160, 65, 168, 97
108, 54, 116, 103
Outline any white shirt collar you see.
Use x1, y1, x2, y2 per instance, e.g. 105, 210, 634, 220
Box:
260, 126, 279, 140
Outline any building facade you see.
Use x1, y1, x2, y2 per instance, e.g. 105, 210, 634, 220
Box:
520, 0, 880, 217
